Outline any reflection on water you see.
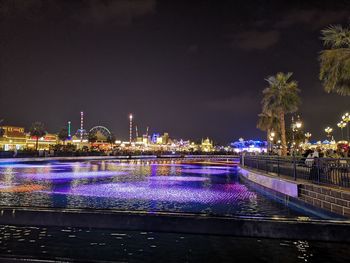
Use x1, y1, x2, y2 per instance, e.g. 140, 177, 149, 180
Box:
0, 160, 309, 217
0, 224, 349, 263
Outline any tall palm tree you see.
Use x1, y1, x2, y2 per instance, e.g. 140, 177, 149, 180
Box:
262, 72, 301, 156
29, 122, 47, 151
58, 127, 69, 145
319, 25, 350, 96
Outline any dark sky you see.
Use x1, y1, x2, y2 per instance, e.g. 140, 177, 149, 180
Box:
0, 0, 349, 144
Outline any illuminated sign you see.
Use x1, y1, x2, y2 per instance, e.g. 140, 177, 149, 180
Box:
1, 126, 25, 138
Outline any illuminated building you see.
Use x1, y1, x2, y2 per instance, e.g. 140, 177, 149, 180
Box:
0, 126, 27, 150
200, 138, 214, 152
162, 133, 169, 144
26, 133, 58, 150
231, 139, 267, 153
142, 135, 149, 144
0, 126, 59, 151
151, 133, 160, 144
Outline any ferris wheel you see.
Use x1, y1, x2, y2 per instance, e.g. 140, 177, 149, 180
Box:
89, 126, 112, 141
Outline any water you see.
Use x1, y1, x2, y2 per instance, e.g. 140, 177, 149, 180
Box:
0, 159, 348, 262
0, 224, 349, 263
0, 159, 312, 217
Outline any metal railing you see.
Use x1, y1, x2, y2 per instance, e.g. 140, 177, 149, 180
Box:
241, 155, 350, 188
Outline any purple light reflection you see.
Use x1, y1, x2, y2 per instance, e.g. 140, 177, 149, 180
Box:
0, 163, 90, 168
47, 182, 257, 204
149, 176, 208, 182
0, 184, 11, 189
21, 171, 127, 180
181, 169, 229, 175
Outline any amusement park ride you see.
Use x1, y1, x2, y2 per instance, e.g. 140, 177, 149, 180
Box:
65, 111, 213, 152
68, 111, 114, 149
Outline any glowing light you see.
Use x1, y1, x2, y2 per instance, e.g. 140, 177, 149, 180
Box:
21, 171, 127, 180
0, 184, 45, 193
49, 182, 257, 204
68, 121, 71, 138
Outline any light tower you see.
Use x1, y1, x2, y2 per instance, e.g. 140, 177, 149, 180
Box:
129, 114, 133, 143
68, 121, 71, 139
80, 111, 84, 142
135, 125, 139, 139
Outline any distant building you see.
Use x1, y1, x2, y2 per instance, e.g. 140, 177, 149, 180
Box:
151, 133, 160, 144
0, 126, 27, 150
162, 133, 170, 144
231, 139, 267, 153
200, 138, 214, 152
0, 126, 58, 151
26, 133, 58, 150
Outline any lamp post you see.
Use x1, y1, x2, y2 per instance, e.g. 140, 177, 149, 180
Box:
304, 132, 312, 143
269, 130, 275, 153
337, 121, 347, 141
292, 115, 302, 155
291, 115, 302, 154
324, 127, 333, 141
342, 113, 350, 142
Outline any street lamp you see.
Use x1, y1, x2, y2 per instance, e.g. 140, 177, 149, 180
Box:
269, 130, 275, 153
324, 127, 333, 140
337, 121, 347, 141
304, 132, 312, 143
291, 115, 302, 152
342, 112, 350, 141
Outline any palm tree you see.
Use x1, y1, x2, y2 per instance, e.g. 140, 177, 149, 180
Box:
29, 122, 47, 151
58, 127, 69, 145
262, 72, 301, 156
257, 111, 280, 143
319, 25, 350, 96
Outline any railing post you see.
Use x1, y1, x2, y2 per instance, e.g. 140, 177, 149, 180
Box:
277, 157, 280, 177
293, 155, 297, 181
317, 158, 321, 184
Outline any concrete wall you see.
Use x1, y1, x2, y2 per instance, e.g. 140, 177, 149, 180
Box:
240, 166, 350, 218
0, 207, 349, 242
240, 168, 299, 197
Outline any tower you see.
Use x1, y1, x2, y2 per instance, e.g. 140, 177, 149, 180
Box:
80, 111, 84, 141
129, 114, 133, 143
135, 125, 139, 138
68, 121, 71, 139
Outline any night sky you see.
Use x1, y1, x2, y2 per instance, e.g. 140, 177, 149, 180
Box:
0, 0, 349, 144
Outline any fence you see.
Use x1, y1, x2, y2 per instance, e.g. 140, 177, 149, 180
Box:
241, 155, 350, 188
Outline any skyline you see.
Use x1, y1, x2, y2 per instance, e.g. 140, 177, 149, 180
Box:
0, 0, 350, 143
1, 109, 349, 145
